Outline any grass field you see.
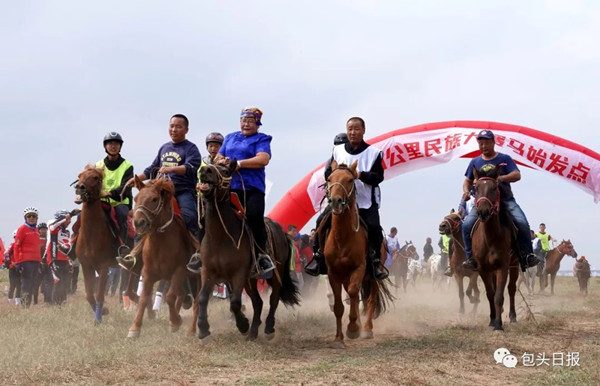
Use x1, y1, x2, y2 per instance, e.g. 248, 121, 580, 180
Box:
1, 271, 598, 385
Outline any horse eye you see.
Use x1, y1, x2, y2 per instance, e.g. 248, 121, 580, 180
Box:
152, 197, 158, 202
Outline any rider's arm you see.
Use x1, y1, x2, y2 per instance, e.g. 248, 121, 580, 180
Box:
498, 170, 521, 183
358, 153, 384, 186
462, 178, 473, 201
237, 152, 270, 169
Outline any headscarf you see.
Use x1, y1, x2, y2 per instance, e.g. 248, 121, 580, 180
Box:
240, 106, 263, 126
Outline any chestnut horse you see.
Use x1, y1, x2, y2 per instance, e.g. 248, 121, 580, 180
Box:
324, 160, 393, 347
541, 239, 578, 295
126, 177, 199, 338
471, 166, 518, 331
74, 165, 132, 323
196, 161, 300, 342
391, 241, 418, 293
438, 210, 480, 316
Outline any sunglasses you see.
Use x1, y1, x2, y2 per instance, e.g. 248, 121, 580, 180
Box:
26, 214, 38, 218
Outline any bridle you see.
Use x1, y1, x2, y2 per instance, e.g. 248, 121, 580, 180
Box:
474, 177, 500, 218
201, 164, 232, 202
441, 214, 466, 252
74, 173, 102, 203
134, 188, 174, 233
326, 166, 359, 232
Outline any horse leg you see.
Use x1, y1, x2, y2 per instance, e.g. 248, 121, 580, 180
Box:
94, 265, 110, 323
362, 279, 378, 339
81, 264, 97, 314
188, 275, 201, 336
550, 273, 556, 295
480, 271, 496, 327
470, 274, 480, 316
196, 275, 214, 341
245, 280, 263, 341
493, 269, 509, 331
166, 269, 185, 333
344, 270, 362, 340
508, 266, 518, 323
456, 275, 465, 315
329, 276, 345, 347
127, 275, 154, 338
264, 277, 281, 338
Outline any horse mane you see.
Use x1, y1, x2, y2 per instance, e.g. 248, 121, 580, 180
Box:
83, 163, 105, 178
148, 178, 175, 196
476, 166, 499, 179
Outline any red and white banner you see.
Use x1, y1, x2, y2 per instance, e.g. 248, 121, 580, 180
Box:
269, 121, 600, 231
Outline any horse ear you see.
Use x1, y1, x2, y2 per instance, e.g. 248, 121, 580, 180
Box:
349, 160, 358, 174
472, 166, 479, 180
450, 208, 455, 213
229, 158, 238, 173
331, 159, 338, 170
457, 208, 463, 217
493, 165, 500, 179
134, 175, 145, 191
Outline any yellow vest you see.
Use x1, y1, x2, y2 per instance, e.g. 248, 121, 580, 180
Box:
536, 232, 551, 251
441, 234, 450, 254
96, 159, 132, 206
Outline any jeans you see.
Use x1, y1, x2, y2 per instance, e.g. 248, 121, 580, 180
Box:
462, 197, 533, 259
175, 191, 199, 238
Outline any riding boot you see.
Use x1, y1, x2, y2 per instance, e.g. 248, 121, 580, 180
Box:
524, 253, 541, 268
462, 254, 478, 270
305, 251, 326, 276
443, 266, 453, 277
181, 277, 194, 310
251, 253, 275, 280
369, 249, 389, 281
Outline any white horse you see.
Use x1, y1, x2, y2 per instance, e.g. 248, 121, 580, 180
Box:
517, 266, 536, 295
427, 254, 449, 291
406, 258, 423, 289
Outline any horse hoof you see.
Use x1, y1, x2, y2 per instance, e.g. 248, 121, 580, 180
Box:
147, 311, 156, 321
361, 331, 374, 339
493, 326, 504, 332
330, 341, 346, 349
94, 319, 102, 325
246, 334, 258, 342
510, 318, 517, 323
170, 325, 180, 333
102, 307, 109, 316
127, 330, 140, 339
199, 335, 211, 346
346, 329, 360, 340
265, 332, 275, 341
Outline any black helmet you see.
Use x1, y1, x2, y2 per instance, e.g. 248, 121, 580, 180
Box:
54, 210, 71, 220
103, 132, 124, 146
37, 222, 48, 229
334, 132, 348, 146
206, 132, 224, 145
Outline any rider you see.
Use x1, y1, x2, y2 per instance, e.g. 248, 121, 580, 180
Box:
535, 223, 554, 258
305, 118, 389, 281
96, 132, 134, 258
119, 114, 202, 270
304, 132, 349, 276
461, 129, 541, 271
187, 132, 224, 273
46, 210, 73, 305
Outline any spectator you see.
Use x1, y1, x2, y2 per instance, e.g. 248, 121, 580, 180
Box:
46, 210, 73, 305
423, 237, 433, 263
14, 207, 42, 308
4, 230, 21, 305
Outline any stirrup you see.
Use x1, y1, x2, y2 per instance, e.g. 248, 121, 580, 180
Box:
373, 263, 389, 281
252, 254, 275, 279
117, 244, 131, 258
526, 254, 541, 268
443, 266, 453, 277
186, 252, 202, 274
117, 255, 136, 271
304, 258, 321, 277
462, 258, 477, 270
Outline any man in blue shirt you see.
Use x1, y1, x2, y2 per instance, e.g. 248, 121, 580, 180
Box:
461, 129, 541, 271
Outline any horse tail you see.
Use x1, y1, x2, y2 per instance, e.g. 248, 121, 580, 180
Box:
264, 218, 301, 307
361, 277, 394, 319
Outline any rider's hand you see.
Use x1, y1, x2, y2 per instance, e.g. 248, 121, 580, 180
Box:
462, 191, 471, 201
158, 166, 172, 174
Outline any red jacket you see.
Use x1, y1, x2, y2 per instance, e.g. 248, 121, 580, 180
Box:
46, 220, 71, 264
3, 242, 15, 269
14, 224, 42, 263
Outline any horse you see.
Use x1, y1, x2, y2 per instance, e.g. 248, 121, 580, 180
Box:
438, 210, 480, 316
471, 166, 519, 331
406, 257, 423, 290
196, 161, 300, 342
427, 254, 450, 291
74, 165, 134, 323
540, 239, 578, 295
391, 241, 418, 292
574, 258, 591, 296
126, 177, 199, 338
322, 160, 393, 347
517, 265, 537, 296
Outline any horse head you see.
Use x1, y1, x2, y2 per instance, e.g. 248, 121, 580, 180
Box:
439, 209, 463, 235
559, 239, 578, 258
327, 160, 358, 215
74, 165, 105, 203
198, 161, 236, 201
473, 165, 500, 222
132, 176, 175, 235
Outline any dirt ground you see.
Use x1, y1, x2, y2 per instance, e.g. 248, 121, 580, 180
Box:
1, 272, 598, 385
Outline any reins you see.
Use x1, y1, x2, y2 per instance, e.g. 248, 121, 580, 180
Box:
327, 167, 360, 233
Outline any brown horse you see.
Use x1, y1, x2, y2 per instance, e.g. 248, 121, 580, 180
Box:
323, 160, 393, 347
196, 162, 300, 342
541, 239, 578, 295
74, 165, 126, 323
391, 241, 417, 293
574, 257, 591, 296
438, 210, 480, 316
126, 177, 199, 338
471, 166, 518, 331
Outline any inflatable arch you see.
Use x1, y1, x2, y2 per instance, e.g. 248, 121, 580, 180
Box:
268, 120, 600, 231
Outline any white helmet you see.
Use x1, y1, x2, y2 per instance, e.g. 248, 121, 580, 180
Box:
23, 207, 39, 216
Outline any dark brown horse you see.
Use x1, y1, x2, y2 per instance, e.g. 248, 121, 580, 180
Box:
391, 241, 417, 293
196, 161, 300, 342
323, 160, 393, 347
471, 166, 518, 331
438, 210, 480, 316
541, 239, 578, 295
126, 177, 199, 338
74, 165, 126, 323
574, 257, 591, 296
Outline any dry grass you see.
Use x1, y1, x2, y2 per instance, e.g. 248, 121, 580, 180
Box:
1, 272, 599, 385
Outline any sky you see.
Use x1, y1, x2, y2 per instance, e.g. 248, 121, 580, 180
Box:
1, 0, 599, 271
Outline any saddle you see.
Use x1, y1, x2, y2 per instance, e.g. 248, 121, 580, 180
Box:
100, 202, 136, 241
230, 192, 246, 220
